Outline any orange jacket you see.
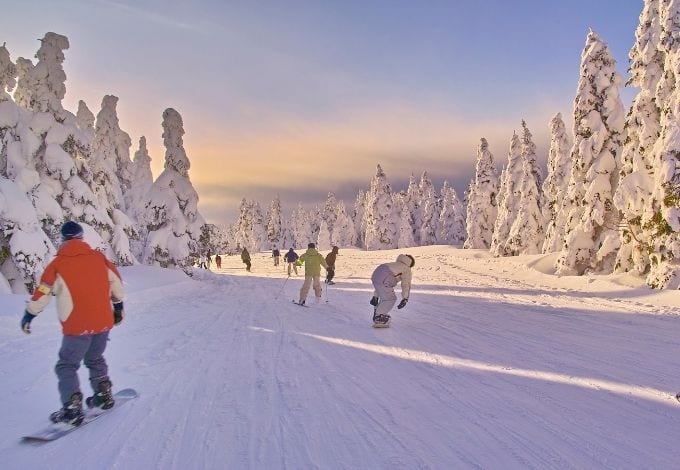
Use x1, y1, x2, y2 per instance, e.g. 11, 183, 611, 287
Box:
27, 239, 124, 335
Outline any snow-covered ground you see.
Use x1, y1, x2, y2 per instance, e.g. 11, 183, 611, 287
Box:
1, 245, 679, 469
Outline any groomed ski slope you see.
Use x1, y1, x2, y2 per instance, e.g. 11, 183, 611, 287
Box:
1, 245, 680, 469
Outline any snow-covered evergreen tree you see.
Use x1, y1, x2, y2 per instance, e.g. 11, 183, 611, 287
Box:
418, 172, 438, 245
322, 192, 339, 239
364, 164, 397, 250
290, 203, 313, 248
403, 174, 420, 244
333, 201, 356, 247
438, 181, 466, 244
127, 136, 153, 259
353, 190, 366, 247
317, 219, 331, 250
397, 207, 416, 248
142, 108, 204, 269
542, 113, 572, 253
556, 30, 625, 275
491, 132, 522, 256
266, 196, 283, 249
464, 138, 498, 249
506, 121, 545, 255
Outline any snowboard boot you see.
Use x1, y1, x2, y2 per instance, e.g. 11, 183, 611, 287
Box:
50, 392, 84, 426
86, 380, 115, 410
369, 296, 379, 306
372, 312, 391, 325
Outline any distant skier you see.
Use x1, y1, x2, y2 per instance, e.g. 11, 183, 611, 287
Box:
241, 247, 251, 272
324, 246, 339, 285
272, 248, 281, 267
370, 254, 415, 326
215, 254, 222, 269
285, 248, 299, 276
20, 221, 125, 425
297, 243, 328, 305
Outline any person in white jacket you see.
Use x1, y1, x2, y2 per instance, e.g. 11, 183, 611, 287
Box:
369, 254, 415, 325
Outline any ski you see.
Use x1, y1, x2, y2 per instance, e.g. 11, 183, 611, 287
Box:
372, 322, 390, 328
292, 300, 309, 307
21, 388, 138, 443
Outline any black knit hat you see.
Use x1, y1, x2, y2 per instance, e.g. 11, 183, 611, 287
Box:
61, 221, 84, 241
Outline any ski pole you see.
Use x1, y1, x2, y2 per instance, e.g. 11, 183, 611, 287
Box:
275, 276, 289, 300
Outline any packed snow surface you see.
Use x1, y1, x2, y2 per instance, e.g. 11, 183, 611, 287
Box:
1, 245, 679, 469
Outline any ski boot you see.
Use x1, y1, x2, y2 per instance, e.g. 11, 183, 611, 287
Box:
369, 296, 379, 306
86, 380, 115, 410
50, 392, 84, 426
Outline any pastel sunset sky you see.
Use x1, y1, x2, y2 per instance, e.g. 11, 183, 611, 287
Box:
1, 0, 642, 224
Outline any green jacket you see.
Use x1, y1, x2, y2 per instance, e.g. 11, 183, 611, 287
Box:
299, 248, 327, 276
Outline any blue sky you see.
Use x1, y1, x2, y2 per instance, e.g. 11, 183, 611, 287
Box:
1, 0, 643, 224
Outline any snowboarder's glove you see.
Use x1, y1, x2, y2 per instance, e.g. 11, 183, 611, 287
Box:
369, 296, 379, 306
21, 310, 36, 334
397, 298, 408, 309
113, 302, 124, 325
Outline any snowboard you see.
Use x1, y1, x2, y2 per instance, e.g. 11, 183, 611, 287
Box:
372, 321, 390, 328
21, 388, 138, 443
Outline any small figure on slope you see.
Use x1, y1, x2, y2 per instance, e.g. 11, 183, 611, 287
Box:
297, 243, 328, 305
285, 248, 299, 276
272, 248, 281, 267
215, 254, 222, 269
370, 254, 414, 326
21, 221, 125, 425
324, 246, 339, 285
241, 247, 251, 272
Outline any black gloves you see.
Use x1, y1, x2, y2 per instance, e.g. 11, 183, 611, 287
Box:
369, 296, 379, 306
397, 298, 408, 309
113, 302, 124, 325
21, 311, 36, 334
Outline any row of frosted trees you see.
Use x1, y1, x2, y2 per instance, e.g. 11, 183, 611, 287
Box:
0, 33, 206, 293
465, 1, 680, 289
230, 167, 466, 254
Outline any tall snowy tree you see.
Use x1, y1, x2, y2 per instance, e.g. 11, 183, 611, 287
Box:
556, 30, 625, 275
364, 164, 397, 250
438, 181, 466, 244
333, 201, 356, 247
0, 43, 16, 102
506, 121, 545, 255
290, 203, 312, 248
353, 190, 367, 247
464, 138, 498, 249
266, 196, 283, 249
142, 108, 205, 269
542, 113, 572, 253
418, 172, 438, 245
491, 132, 522, 256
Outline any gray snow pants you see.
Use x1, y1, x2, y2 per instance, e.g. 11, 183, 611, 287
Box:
371, 265, 398, 317
299, 274, 322, 302
55, 331, 110, 404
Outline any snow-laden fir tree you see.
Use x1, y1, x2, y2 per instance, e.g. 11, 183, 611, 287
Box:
353, 190, 366, 247
506, 121, 545, 255
333, 201, 356, 247
290, 203, 312, 248
266, 196, 283, 249
142, 108, 205, 269
397, 206, 416, 248
418, 172, 438, 245
556, 30, 625, 275
250, 200, 267, 251
363, 164, 397, 250
233, 198, 264, 251
403, 174, 420, 244
90, 95, 136, 264
437, 181, 466, 244
490, 132, 522, 256
127, 136, 153, 259
464, 138, 498, 249
317, 219, 331, 250
636, 0, 680, 287
542, 113, 572, 253
613, 0, 663, 278
322, 192, 339, 239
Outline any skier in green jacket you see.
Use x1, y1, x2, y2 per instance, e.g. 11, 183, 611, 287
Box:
297, 243, 328, 305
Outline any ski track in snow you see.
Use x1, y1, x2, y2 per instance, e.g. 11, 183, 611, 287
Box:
1, 246, 680, 469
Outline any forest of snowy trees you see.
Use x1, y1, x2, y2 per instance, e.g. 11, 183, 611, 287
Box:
1, 0, 679, 291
